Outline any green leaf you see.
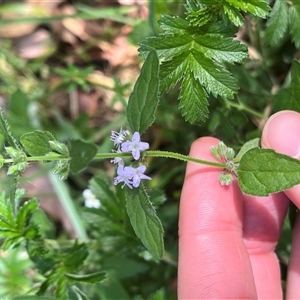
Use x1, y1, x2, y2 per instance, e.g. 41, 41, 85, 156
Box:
0, 192, 15, 226
72, 286, 89, 300
158, 15, 190, 34
148, 189, 167, 206
193, 34, 248, 63
69, 139, 97, 173
49, 140, 69, 155
16, 199, 39, 230
53, 160, 70, 180
125, 185, 164, 259
89, 176, 122, 219
265, 0, 289, 46
65, 271, 106, 283
234, 138, 260, 162
178, 71, 208, 124
139, 18, 247, 124
0, 107, 19, 148
289, 60, 300, 112
223, 3, 244, 26
64, 242, 88, 270
237, 148, 300, 196
126, 50, 159, 134
290, 5, 300, 49
224, 0, 270, 18
56, 274, 68, 300
20, 130, 55, 156
102, 255, 148, 279
186, 0, 269, 27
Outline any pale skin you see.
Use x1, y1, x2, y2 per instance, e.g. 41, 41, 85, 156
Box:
178, 110, 300, 299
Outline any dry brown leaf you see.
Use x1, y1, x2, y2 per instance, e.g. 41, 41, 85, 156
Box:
14, 28, 54, 59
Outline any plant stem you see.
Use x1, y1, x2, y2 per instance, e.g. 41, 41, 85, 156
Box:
1, 150, 225, 169
145, 150, 225, 168
225, 99, 267, 119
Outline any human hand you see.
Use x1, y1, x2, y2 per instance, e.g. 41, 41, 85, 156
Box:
178, 110, 300, 299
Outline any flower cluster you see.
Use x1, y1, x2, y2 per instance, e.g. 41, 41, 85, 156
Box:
110, 128, 151, 188
211, 141, 237, 186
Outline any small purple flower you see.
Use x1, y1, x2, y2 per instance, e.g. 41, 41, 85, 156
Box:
121, 132, 149, 160
126, 165, 151, 188
114, 165, 133, 188
114, 164, 151, 189
110, 127, 130, 148
110, 150, 124, 166
111, 156, 124, 165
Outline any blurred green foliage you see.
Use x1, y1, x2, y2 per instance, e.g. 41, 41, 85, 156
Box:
0, 0, 298, 299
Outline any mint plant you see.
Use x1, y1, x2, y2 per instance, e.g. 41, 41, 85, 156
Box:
0, 0, 300, 298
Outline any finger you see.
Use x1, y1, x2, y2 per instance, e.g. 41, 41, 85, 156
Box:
261, 110, 300, 299
285, 212, 300, 299
178, 137, 257, 299
242, 192, 289, 299
261, 110, 300, 206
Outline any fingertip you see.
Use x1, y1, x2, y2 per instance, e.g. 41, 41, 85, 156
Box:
261, 110, 300, 157
261, 110, 300, 208
189, 136, 221, 159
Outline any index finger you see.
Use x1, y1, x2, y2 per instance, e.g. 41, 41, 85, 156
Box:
178, 137, 257, 299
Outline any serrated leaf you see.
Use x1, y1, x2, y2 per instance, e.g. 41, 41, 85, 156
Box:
20, 131, 55, 156
234, 138, 260, 162
159, 52, 187, 93
158, 15, 190, 34
125, 185, 164, 259
265, 0, 288, 46
193, 34, 248, 63
65, 271, 106, 283
159, 50, 238, 123
226, 0, 270, 18
187, 6, 215, 27
69, 139, 97, 173
223, 3, 244, 26
0, 107, 19, 148
126, 50, 159, 134
0, 192, 15, 226
16, 199, 39, 230
140, 35, 193, 61
191, 50, 239, 98
140, 21, 246, 124
237, 148, 300, 196
290, 5, 300, 49
56, 274, 68, 300
179, 71, 208, 124
64, 242, 88, 270
289, 59, 300, 112
140, 33, 247, 64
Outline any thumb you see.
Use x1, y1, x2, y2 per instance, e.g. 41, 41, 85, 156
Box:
261, 110, 300, 206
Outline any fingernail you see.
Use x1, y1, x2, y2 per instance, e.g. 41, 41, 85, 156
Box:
261, 110, 300, 157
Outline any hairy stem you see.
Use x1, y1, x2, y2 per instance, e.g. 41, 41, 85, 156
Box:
1, 150, 225, 169
145, 150, 225, 168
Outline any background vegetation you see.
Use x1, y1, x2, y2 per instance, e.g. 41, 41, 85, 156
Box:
0, 0, 297, 299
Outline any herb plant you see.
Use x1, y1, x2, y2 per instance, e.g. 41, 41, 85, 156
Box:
0, 0, 300, 299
